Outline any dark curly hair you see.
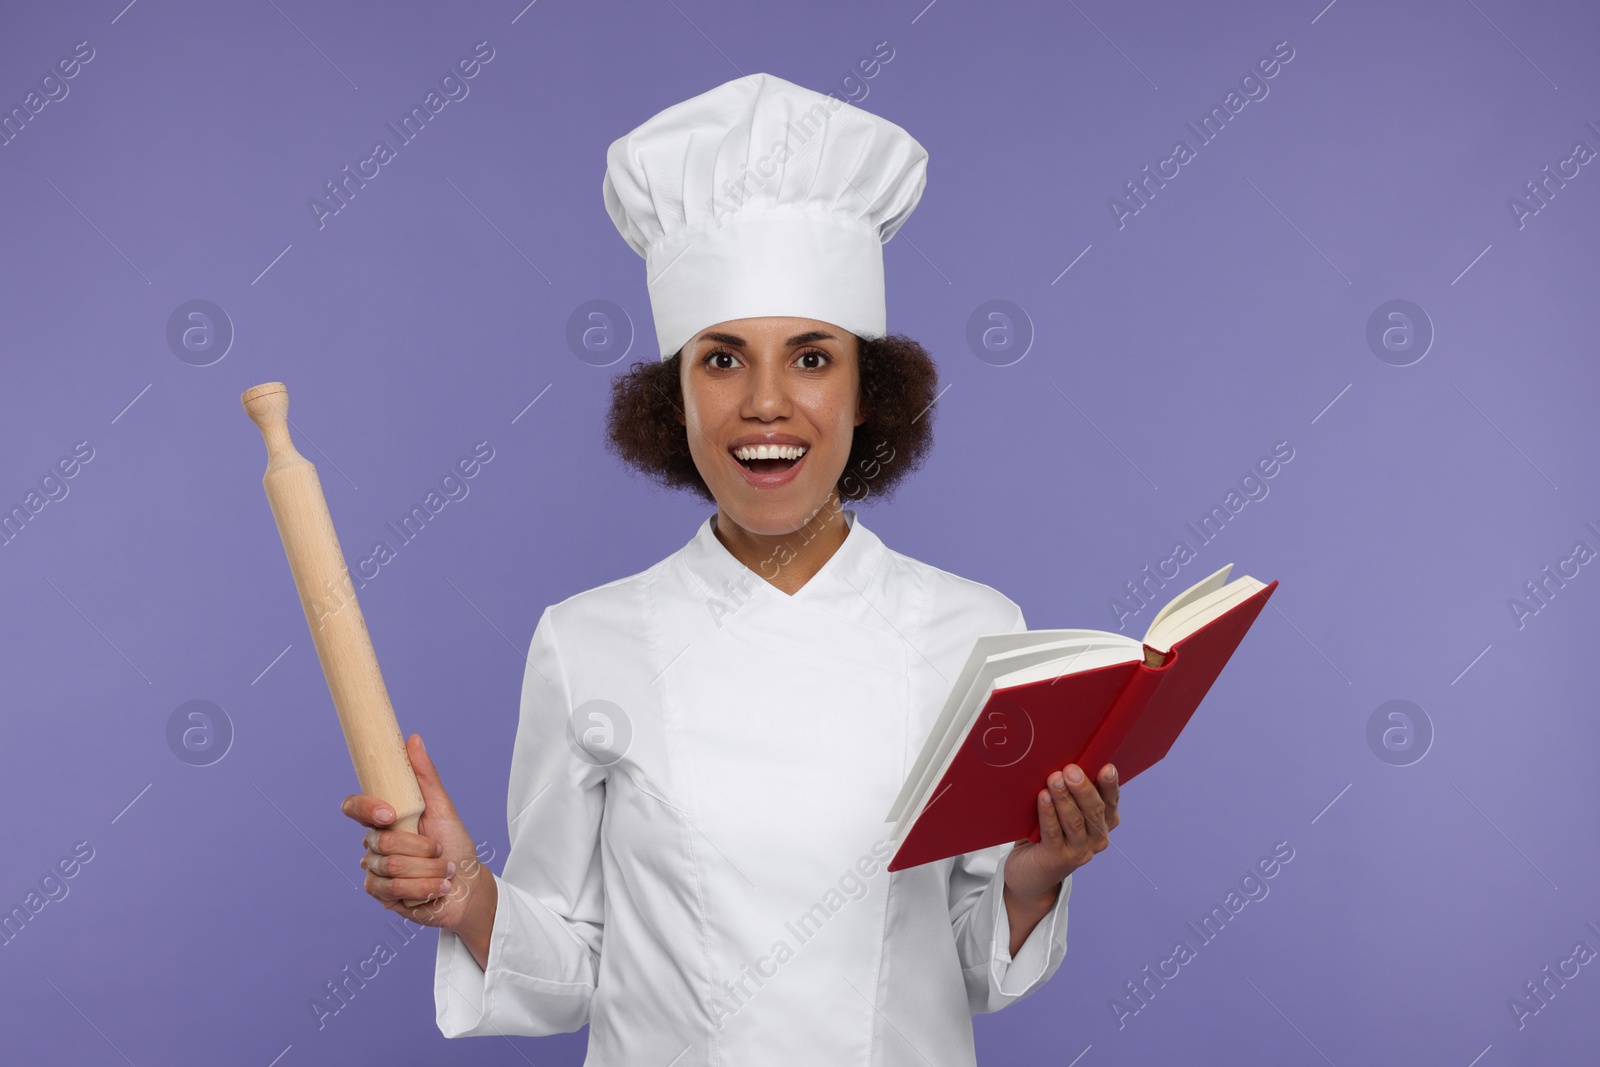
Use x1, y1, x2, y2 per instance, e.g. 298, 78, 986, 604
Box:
605, 333, 939, 506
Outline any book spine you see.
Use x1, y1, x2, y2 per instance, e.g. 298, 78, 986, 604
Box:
1027, 660, 1170, 844
1083, 661, 1170, 774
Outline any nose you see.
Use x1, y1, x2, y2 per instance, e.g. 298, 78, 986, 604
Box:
740, 351, 793, 421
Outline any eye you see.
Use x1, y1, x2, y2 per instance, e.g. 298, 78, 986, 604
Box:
701, 347, 832, 369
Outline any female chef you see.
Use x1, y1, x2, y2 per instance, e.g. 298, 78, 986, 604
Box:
340, 73, 1121, 1065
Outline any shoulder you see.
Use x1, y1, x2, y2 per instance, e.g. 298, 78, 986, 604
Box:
517, 555, 670, 708
538, 554, 672, 645
879, 542, 1026, 634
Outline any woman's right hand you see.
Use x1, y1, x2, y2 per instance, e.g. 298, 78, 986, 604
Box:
341, 733, 490, 934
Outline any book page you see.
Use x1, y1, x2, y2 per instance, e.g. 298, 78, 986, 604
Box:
1144, 574, 1267, 653
1142, 563, 1233, 641
989, 644, 1144, 688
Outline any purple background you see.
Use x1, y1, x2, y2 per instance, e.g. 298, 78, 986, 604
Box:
2, 0, 1596, 1063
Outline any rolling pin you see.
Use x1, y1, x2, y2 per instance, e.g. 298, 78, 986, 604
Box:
242, 382, 430, 907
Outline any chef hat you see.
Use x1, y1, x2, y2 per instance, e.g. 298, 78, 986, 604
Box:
602, 72, 928, 360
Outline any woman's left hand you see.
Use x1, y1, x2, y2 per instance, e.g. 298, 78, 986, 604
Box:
1003, 762, 1119, 903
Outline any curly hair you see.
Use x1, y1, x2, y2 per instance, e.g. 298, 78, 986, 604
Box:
604, 333, 939, 506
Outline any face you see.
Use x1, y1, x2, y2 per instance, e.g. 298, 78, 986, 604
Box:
677, 316, 864, 537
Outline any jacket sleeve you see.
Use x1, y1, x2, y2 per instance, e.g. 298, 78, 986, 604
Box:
434, 605, 607, 1037
946, 597, 1072, 1014
948, 843, 1072, 1013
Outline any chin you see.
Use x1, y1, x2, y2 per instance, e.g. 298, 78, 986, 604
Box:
716, 484, 841, 537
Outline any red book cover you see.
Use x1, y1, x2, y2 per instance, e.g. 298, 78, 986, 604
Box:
887, 580, 1277, 872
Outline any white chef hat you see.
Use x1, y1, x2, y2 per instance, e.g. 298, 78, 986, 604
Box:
602, 72, 929, 360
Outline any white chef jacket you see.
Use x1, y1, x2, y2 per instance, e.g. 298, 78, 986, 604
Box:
434, 508, 1071, 1064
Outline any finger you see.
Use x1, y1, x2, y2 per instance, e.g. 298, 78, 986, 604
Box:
1062, 765, 1107, 829
362, 850, 455, 881
1062, 767, 1113, 857
1036, 788, 1065, 847
1048, 770, 1088, 847
364, 826, 445, 859
341, 794, 398, 830
365, 870, 452, 906
390, 894, 451, 923
406, 734, 456, 819
1098, 764, 1121, 829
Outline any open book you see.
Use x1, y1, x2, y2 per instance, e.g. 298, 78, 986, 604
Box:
885, 564, 1277, 872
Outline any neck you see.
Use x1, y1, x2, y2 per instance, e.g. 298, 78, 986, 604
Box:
712, 495, 851, 596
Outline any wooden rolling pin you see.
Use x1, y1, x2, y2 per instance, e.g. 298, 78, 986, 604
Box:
242, 382, 430, 907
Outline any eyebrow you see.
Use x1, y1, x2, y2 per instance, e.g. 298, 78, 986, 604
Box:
695, 329, 838, 348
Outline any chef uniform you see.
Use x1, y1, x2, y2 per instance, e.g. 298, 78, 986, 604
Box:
433, 73, 1072, 1065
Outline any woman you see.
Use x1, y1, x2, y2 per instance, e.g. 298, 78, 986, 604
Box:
341, 74, 1120, 1064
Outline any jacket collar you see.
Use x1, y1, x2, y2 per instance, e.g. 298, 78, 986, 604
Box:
679, 506, 887, 612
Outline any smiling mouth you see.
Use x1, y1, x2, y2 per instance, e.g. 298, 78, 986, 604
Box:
731, 443, 807, 475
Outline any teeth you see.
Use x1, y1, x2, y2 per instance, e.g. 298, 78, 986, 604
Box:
732, 443, 807, 461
